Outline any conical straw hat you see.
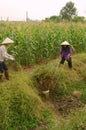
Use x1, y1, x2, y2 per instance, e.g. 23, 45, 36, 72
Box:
2, 37, 14, 44
61, 41, 70, 45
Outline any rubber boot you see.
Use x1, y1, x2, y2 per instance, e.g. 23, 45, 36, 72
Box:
4, 71, 9, 80
0, 73, 3, 80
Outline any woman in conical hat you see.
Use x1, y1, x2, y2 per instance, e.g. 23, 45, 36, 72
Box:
0, 37, 15, 80
2, 37, 14, 44
59, 41, 72, 68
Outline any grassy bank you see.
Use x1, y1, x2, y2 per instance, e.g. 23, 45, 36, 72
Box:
0, 53, 86, 129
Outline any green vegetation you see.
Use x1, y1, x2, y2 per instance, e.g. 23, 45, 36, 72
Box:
0, 21, 86, 65
0, 53, 86, 129
0, 21, 86, 129
57, 106, 86, 130
0, 71, 55, 130
32, 53, 86, 129
32, 53, 86, 103
60, 1, 77, 21
45, 1, 86, 22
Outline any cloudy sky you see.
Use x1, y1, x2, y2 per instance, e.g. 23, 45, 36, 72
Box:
0, 0, 86, 21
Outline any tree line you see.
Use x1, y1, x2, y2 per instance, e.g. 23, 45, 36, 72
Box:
44, 1, 86, 23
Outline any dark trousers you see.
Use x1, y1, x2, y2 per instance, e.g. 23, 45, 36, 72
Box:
0, 61, 9, 80
0, 61, 8, 73
60, 57, 72, 68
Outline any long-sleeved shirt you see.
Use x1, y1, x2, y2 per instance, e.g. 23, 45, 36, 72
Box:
0, 45, 14, 61
60, 48, 72, 60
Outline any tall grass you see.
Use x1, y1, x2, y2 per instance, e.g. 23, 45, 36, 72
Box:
0, 21, 86, 65
0, 71, 55, 129
0, 53, 86, 129
32, 53, 86, 102
31, 53, 86, 129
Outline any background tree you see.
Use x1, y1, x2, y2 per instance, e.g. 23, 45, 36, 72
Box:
45, 16, 61, 22
73, 16, 85, 22
60, 1, 77, 21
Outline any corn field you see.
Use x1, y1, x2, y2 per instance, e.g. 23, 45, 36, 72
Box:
0, 21, 86, 65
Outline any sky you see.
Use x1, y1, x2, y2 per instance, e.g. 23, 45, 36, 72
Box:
0, 0, 86, 21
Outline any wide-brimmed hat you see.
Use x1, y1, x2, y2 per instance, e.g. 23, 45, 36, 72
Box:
2, 37, 14, 44
61, 41, 70, 46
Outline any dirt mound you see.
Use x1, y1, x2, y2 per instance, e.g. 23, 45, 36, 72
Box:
57, 96, 84, 116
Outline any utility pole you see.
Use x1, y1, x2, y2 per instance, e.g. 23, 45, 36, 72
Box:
26, 11, 29, 22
